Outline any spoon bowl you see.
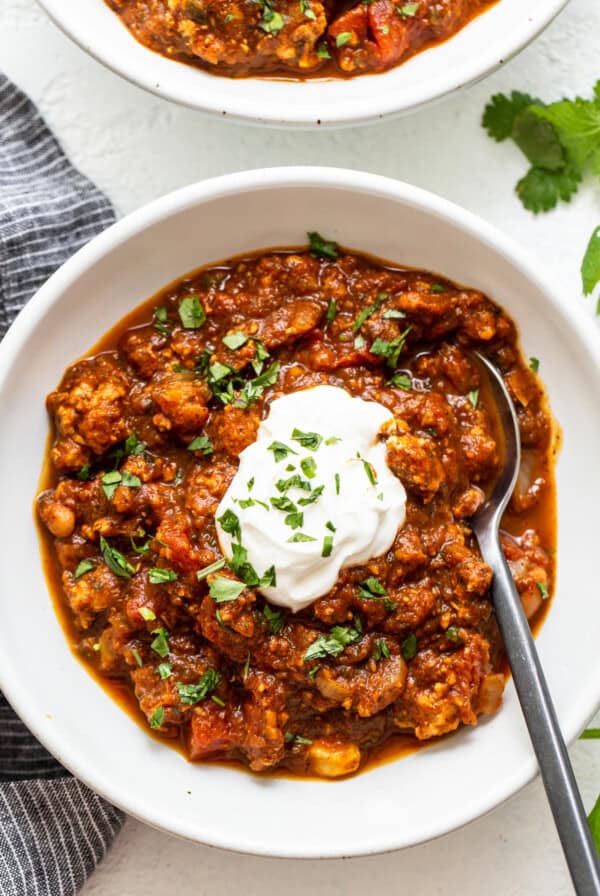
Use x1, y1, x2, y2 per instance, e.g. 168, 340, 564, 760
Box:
470, 353, 600, 896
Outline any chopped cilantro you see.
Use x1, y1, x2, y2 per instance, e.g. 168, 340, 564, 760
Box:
287, 533, 317, 543
100, 536, 135, 579
308, 231, 339, 260
537, 581, 550, 600
149, 705, 165, 729
139, 606, 156, 621
178, 296, 206, 329
208, 576, 246, 603
401, 632, 417, 661
148, 568, 178, 585
335, 31, 353, 47
176, 669, 220, 705
150, 627, 170, 658
268, 441, 297, 462
326, 300, 337, 322
222, 331, 249, 350
467, 389, 479, 409
291, 428, 323, 451
582, 225, 600, 297
303, 625, 360, 662
187, 435, 214, 455
156, 662, 173, 680
529, 357, 540, 373
264, 603, 284, 634
322, 535, 334, 557
74, 559, 95, 580
196, 558, 226, 580
300, 457, 317, 479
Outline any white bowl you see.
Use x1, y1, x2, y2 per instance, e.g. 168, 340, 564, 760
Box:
36, 0, 569, 127
1, 167, 599, 858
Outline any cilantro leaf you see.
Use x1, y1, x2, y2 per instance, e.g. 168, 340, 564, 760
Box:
516, 165, 581, 214
512, 108, 565, 171
208, 576, 246, 603
176, 669, 220, 705
178, 296, 206, 329
303, 625, 360, 662
307, 231, 339, 260
581, 226, 600, 296
482, 91, 540, 141
534, 98, 600, 172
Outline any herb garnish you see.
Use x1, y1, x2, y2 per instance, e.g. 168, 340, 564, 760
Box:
153, 306, 171, 337
100, 536, 135, 579
187, 435, 214, 454
467, 389, 479, 409
353, 292, 388, 333
197, 558, 226, 580
285, 733, 313, 746
401, 632, 418, 661
397, 2, 419, 16
529, 357, 540, 373
74, 559, 95, 580
326, 300, 337, 322
322, 535, 334, 557
217, 508, 241, 541
149, 705, 165, 729
101, 469, 141, 500
176, 669, 220, 705
308, 231, 339, 260
582, 225, 600, 304
370, 326, 412, 367
208, 576, 246, 603
303, 625, 360, 662
482, 83, 600, 213
358, 577, 395, 611
131, 648, 143, 667
264, 604, 284, 634
139, 607, 156, 621
335, 31, 353, 47
372, 639, 391, 661
222, 331, 249, 350
537, 581, 550, 600
156, 662, 173, 680
148, 568, 178, 585
150, 627, 170, 658
178, 296, 206, 329
288, 533, 317, 543
291, 428, 323, 451
389, 372, 412, 390
268, 441, 297, 462
300, 456, 317, 479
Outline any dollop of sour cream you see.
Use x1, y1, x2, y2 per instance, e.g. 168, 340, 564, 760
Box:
215, 385, 406, 612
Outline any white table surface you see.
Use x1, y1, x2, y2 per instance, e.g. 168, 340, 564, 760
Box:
2, 0, 600, 892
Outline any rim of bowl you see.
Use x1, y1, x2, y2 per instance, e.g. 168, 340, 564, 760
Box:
35, 0, 570, 127
1, 167, 600, 856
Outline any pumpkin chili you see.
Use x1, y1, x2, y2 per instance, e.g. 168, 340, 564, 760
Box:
36, 235, 556, 778
105, 0, 497, 79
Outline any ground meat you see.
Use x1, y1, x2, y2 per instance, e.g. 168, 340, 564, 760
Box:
107, 0, 491, 78
37, 244, 555, 777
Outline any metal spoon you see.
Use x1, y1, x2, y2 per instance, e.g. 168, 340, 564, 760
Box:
470, 352, 600, 895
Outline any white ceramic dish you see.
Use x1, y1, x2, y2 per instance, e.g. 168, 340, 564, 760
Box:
36, 0, 569, 128
0, 167, 599, 858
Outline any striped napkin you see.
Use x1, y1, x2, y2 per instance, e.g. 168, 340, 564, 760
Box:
0, 74, 125, 895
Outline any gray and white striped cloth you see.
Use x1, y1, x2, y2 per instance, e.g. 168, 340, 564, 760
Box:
0, 74, 125, 893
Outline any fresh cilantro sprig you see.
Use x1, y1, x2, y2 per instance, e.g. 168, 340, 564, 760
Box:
582, 226, 600, 309
482, 83, 600, 213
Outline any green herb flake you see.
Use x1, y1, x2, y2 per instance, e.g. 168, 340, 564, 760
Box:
401, 632, 418, 661
243, 652, 251, 681
131, 648, 143, 668
197, 558, 226, 580
156, 662, 173, 680
217, 508, 241, 542
325, 520, 336, 532
326, 300, 337, 322
383, 309, 406, 319
139, 606, 156, 622
285, 511, 304, 530
430, 283, 445, 293
291, 428, 323, 451
396, 1, 419, 16
316, 43, 331, 60
74, 559, 95, 580
322, 535, 334, 557
178, 295, 206, 329
259, 6, 284, 34
209, 575, 246, 603
582, 225, 600, 296
149, 705, 165, 729
287, 533, 317, 543
188, 435, 214, 455
352, 293, 388, 333
300, 0, 316, 19
131, 536, 151, 555
445, 626, 462, 643
354, 334, 366, 350
467, 389, 480, 409
307, 231, 339, 260
176, 669, 220, 705
529, 357, 540, 373
222, 330, 249, 350
580, 729, 600, 739
335, 31, 353, 47
264, 603, 284, 635
148, 568, 178, 585
389, 372, 412, 390
303, 625, 360, 662
150, 627, 170, 658
300, 456, 317, 479
537, 581, 550, 600
372, 639, 391, 661
100, 536, 136, 579
334, 472, 341, 495
77, 463, 90, 481
268, 441, 297, 462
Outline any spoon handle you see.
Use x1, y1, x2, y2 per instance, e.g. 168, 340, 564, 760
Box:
477, 529, 600, 895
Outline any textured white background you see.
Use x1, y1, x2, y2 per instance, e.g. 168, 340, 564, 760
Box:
1, 0, 600, 892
